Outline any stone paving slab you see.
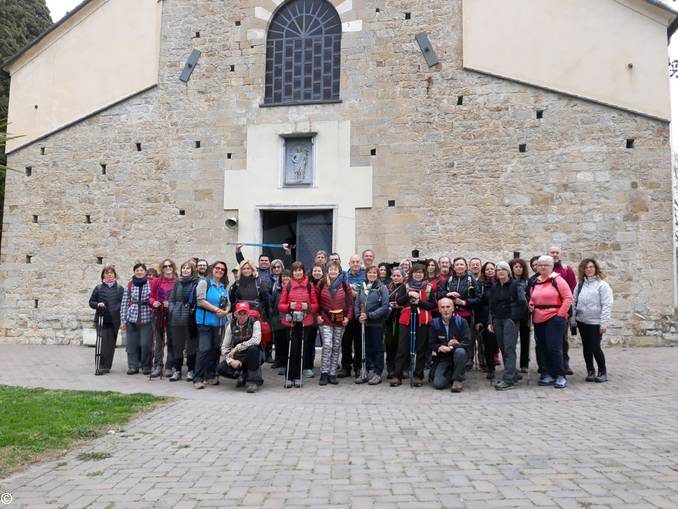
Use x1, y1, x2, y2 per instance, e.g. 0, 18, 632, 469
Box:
0, 344, 677, 508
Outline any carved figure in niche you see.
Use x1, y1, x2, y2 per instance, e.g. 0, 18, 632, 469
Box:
291, 145, 309, 182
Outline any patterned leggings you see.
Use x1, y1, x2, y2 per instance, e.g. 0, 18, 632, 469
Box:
319, 325, 344, 376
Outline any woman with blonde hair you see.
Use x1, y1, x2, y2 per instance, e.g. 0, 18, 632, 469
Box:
229, 259, 268, 316
149, 258, 177, 378
572, 258, 613, 383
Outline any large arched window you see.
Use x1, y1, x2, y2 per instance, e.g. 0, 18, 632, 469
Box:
264, 0, 342, 106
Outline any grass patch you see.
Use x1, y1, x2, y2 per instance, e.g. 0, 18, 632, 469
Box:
77, 452, 111, 461
0, 385, 164, 477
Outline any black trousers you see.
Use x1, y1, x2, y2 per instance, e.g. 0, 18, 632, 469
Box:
481, 328, 498, 373
394, 323, 429, 380
218, 346, 264, 385
273, 328, 288, 366
288, 324, 313, 381
384, 318, 399, 375
518, 319, 531, 369
577, 322, 607, 374
304, 326, 318, 370
341, 319, 362, 374
99, 324, 119, 370
171, 324, 197, 372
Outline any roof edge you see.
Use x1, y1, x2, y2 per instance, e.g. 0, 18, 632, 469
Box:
1, 0, 94, 71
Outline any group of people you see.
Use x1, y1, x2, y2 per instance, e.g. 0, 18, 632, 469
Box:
88, 244, 613, 394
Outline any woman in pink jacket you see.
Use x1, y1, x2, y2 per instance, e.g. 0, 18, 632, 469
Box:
529, 255, 573, 389
278, 261, 319, 388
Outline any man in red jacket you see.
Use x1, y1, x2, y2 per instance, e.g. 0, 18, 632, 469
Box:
549, 245, 576, 375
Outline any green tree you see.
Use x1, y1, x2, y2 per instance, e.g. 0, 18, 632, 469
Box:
0, 0, 53, 248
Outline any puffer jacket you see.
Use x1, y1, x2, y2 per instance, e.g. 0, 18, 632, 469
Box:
317, 277, 354, 324
278, 276, 319, 327
269, 280, 286, 331
474, 279, 494, 327
168, 276, 200, 326
396, 282, 437, 326
437, 272, 479, 318
354, 280, 390, 326
488, 279, 528, 323
89, 282, 124, 327
572, 277, 613, 327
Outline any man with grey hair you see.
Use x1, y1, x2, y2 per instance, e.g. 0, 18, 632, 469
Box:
339, 254, 365, 378
429, 298, 471, 392
548, 245, 576, 375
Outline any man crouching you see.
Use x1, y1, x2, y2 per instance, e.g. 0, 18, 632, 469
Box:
429, 298, 471, 392
219, 302, 264, 393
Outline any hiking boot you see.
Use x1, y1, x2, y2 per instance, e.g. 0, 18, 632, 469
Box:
149, 368, 162, 379
585, 370, 596, 382
328, 375, 338, 385
293, 379, 302, 388
303, 369, 314, 378
246, 383, 259, 393
337, 368, 351, 378
319, 374, 329, 386
451, 380, 463, 393
207, 377, 220, 386
515, 372, 523, 381
185, 370, 194, 382
127, 368, 139, 375
278, 367, 286, 376
236, 376, 246, 388
284, 380, 294, 389
354, 375, 368, 384
142, 368, 151, 375
169, 370, 181, 382
102, 369, 110, 374
554, 376, 567, 389
520, 367, 528, 373
389, 378, 402, 387
594, 372, 608, 383
164, 368, 173, 377
486, 371, 495, 380
95, 369, 103, 376
193, 381, 205, 390
538, 375, 555, 386
413, 377, 424, 387
494, 380, 516, 391
368, 374, 382, 385
565, 368, 574, 376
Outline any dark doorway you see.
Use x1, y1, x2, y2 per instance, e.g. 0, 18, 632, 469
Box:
261, 210, 333, 269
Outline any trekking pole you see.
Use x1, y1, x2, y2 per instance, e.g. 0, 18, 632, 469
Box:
159, 306, 167, 380
284, 326, 293, 388
299, 320, 305, 388
360, 302, 367, 382
409, 305, 417, 388
94, 310, 104, 376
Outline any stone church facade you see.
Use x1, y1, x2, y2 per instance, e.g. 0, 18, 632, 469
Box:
1, 0, 677, 345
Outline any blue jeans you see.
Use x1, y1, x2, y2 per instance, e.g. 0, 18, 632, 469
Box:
432, 347, 467, 389
493, 318, 518, 383
364, 325, 384, 376
195, 325, 221, 383
534, 316, 566, 378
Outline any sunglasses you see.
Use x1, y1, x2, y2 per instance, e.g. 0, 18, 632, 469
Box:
213, 266, 225, 272
163, 264, 172, 268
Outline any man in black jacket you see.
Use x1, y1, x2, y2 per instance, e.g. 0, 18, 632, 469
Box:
429, 298, 471, 392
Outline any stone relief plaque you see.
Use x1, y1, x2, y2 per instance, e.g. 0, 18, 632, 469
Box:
284, 137, 313, 186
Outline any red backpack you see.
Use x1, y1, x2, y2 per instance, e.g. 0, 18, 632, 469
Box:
247, 309, 272, 349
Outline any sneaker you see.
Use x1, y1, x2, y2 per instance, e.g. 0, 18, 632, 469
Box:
594, 372, 608, 383
451, 380, 463, 393
194, 381, 205, 390
565, 368, 574, 376
486, 371, 495, 380
554, 376, 567, 389
354, 375, 368, 384
538, 375, 555, 386
495, 380, 516, 391
303, 369, 314, 378
337, 368, 351, 378
246, 383, 259, 393
284, 380, 294, 389
413, 377, 424, 387
519, 367, 528, 373
368, 374, 382, 385
207, 377, 220, 386
185, 370, 194, 382
293, 379, 302, 388
149, 368, 162, 379
389, 378, 402, 387
585, 370, 596, 382
328, 375, 338, 385
126, 368, 139, 375
95, 369, 103, 376
164, 369, 173, 377
319, 374, 329, 386
142, 368, 151, 375
236, 376, 246, 388
515, 372, 523, 381
169, 370, 181, 382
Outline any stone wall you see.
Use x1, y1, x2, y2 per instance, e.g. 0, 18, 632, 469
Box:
1, 0, 676, 345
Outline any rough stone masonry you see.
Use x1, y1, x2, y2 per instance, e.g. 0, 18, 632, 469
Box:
0, 0, 676, 346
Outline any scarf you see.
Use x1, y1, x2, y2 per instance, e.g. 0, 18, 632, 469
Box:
132, 276, 147, 287
408, 278, 427, 290
327, 275, 343, 296
103, 277, 116, 287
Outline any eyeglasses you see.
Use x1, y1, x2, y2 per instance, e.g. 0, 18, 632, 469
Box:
213, 267, 225, 272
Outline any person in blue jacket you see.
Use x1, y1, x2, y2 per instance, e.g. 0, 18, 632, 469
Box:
193, 260, 230, 389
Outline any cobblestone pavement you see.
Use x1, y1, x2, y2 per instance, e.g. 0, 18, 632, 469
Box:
0, 344, 677, 508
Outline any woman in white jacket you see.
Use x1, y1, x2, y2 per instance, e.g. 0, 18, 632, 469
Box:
572, 258, 613, 383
